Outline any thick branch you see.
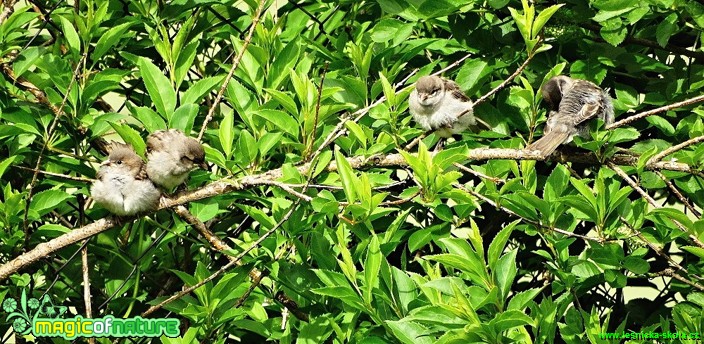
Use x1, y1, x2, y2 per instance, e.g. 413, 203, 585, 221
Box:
0, 148, 700, 281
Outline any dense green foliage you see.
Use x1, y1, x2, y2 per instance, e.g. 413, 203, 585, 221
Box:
1, 0, 704, 342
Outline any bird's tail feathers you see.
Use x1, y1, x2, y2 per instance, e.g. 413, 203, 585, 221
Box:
526, 132, 570, 156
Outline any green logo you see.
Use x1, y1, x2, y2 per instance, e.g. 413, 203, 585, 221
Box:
3, 289, 67, 335
3, 290, 179, 339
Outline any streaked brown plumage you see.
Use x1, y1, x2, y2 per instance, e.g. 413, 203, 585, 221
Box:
527, 75, 614, 156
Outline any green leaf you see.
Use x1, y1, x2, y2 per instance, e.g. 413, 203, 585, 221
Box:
92, 21, 133, 62
544, 164, 569, 202
59, 16, 81, 58
623, 256, 650, 274
190, 202, 219, 222
138, 57, 176, 119
109, 123, 146, 157
364, 235, 382, 304
170, 104, 199, 134
264, 89, 298, 116
182, 76, 225, 105
236, 130, 257, 165
532, 4, 564, 38
0, 156, 17, 180
488, 221, 517, 267
219, 112, 235, 159
335, 149, 357, 203
494, 249, 517, 300
345, 121, 367, 148
253, 109, 299, 137
131, 106, 167, 133
656, 13, 678, 48
646, 116, 675, 136
173, 40, 198, 90
456, 59, 490, 93
269, 39, 301, 90
600, 18, 628, 46
30, 190, 72, 216
386, 320, 434, 344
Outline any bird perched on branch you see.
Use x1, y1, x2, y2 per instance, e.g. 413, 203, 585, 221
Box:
91, 143, 161, 216
146, 129, 207, 190
526, 75, 614, 156
409, 75, 490, 138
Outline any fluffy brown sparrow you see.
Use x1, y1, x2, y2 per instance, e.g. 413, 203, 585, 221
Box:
409, 75, 489, 138
91, 143, 161, 216
146, 129, 206, 190
526, 75, 615, 156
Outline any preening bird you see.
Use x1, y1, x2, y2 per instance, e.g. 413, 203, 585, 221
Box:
91, 143, 161, 216
146, 129, 207, 190
409, 75, 490, 138
526, 75, 614, 156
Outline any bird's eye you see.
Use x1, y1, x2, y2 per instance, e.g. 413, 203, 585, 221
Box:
117, 160, 123, 165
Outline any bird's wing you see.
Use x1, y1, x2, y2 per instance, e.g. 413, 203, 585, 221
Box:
443, 79, 471, 102
559, 80, 604, 126
147, 131, 164, 153
572, 102, 602, 127
135, 165, 150, 181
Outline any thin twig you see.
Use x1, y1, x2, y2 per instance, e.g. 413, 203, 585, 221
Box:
654, 170, 701, 218
81, 242, 94, 344
254, 180, 313, 201
619, 217, 694, 278
23, 53, 87, 242
473, 50, 537, 107
655, 268, 704, 291
13, 165, 95, 182
455, 183, 606, 243
607, 95, 704, 129
608, 162, 704, 249
307, 69, 419, 162
197, 0, 267, 141
142, 197, 301, 317
171, 205, 310, 321
648, 135, 704, 164
453, 163, 505, 184
304, 62, 329, 160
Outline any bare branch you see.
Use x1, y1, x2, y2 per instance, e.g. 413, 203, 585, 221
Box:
474, 50, 536, 107
608, 95, 704, 129
648, 135, 704, 165
608, 162, 704, 249
197, 0, 267, 141
654, 170, 701, 218
2, 148, 703, 281
457, 183, 606, 243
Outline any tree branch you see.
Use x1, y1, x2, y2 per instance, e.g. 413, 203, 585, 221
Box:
1, 148, 701, 281
607, 95, 704, 129
197, 0, 267, 141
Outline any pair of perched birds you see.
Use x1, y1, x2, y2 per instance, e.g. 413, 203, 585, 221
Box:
90, 129, 206, 216
409, 74, 615, 154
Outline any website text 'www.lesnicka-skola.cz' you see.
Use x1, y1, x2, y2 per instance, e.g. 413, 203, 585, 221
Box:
599, 331, 700, 340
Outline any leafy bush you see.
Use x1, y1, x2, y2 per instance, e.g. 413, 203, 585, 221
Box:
1, 0, 704, 342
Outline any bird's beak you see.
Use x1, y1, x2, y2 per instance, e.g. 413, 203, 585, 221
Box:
199, 161, 210, 170
100, 161, 111, 167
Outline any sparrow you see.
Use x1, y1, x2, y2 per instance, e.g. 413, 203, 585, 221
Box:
409, 75, 490, 138
526, 75, 615, 156
91, 143, 161, 216
146, 129, 207, 190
